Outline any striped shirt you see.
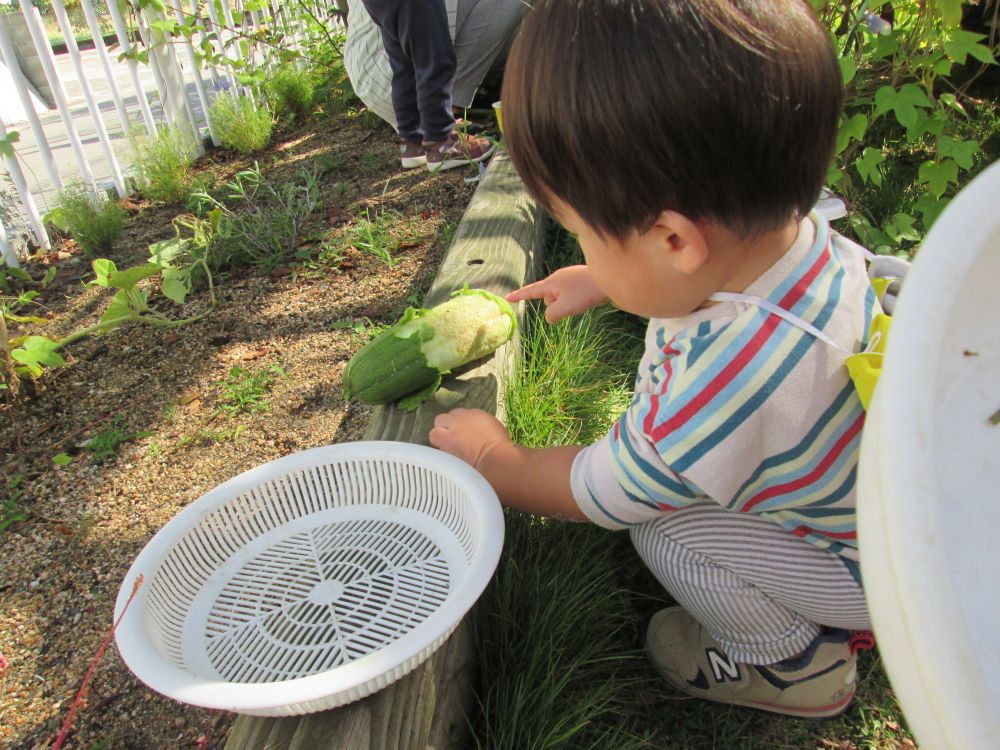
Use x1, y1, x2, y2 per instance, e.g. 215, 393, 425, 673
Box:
571, 213, 879, 566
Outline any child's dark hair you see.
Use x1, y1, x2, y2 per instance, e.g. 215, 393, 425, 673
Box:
501, 0, 844, 239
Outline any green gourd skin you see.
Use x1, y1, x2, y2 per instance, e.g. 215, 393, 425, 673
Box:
342, 287, 517, 411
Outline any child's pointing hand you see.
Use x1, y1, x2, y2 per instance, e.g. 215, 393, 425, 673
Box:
506, 265, 610, 324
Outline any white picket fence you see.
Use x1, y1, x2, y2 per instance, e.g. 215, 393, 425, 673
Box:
0, 0, 339, 267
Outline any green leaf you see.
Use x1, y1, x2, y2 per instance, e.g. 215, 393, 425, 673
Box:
884, 213, 921, 244
44, 206, 69, 232
905, 111, 946, 142
149, 237, 189, 265
937, 136, 979, 170
91, 258, 118, 287
11, 336, 66, 375
160, 271, 189, 305
5, 267, 32, 282
872, 32, 899, 60
914, 193, 950, 229
854, 148, 885, 186
849, 214, 893, 255
100, 289, 135, 326
944, 30, 997, 66
52, 453, 74, 467
836, 113, 867, 155
938, 93, 967, 117
932, 0, 964, 27
107, 262, 163, 291
0, 130, 20, 159
918, 159, 960, 198
838, 56, 857, 86
874, 84, 932, 129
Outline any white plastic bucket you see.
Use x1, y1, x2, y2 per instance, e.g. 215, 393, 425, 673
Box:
858, 160, 1000, 749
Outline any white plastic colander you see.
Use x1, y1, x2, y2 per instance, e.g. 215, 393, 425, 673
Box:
114, 441, 504, 716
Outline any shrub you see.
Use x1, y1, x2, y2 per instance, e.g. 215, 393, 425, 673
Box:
268, 68, 316, 121
49, 181, 126, 258
209, 94, 274, 155
130, 125, 196, 204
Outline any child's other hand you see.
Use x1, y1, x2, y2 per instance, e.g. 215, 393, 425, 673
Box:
506, 265, 609, 324
429, 408, 510, 470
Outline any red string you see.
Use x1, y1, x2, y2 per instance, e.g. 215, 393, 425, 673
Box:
52, 575, 144, 750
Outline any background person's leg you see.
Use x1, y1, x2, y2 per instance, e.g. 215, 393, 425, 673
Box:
359, 0, 422, 142
394, 0, 456, 142
630, 502, 870, 665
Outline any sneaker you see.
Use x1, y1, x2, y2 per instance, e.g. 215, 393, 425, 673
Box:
423, 132, 496, 172
397, 137, 426, 169
644, 607, 857, 719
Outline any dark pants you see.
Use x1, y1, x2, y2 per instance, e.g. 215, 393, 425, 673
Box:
359, 0, 457, 142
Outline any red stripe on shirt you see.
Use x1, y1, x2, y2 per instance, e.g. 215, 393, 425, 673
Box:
740, 411, 865, 513
791, 525, 858, 541
647, 244, 831, 443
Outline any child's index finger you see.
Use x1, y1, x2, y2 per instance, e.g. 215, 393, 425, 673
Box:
505, 281, 549, 303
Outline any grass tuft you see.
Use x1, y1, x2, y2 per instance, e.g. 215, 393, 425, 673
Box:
129, 125, 196, 204
209, 94, 274, 155
48, 181, 126, 258
267, 68, 316, 121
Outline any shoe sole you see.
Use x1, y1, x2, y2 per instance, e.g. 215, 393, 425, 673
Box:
427, 143, 497, 173
401, 157, 426, 169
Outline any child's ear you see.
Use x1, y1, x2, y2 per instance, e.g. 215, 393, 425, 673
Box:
653, 210, 710, 275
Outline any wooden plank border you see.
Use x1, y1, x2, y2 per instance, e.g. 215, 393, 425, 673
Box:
224, 149, 545, 750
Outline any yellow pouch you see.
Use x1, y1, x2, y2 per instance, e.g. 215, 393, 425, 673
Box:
845, 312, 892, 410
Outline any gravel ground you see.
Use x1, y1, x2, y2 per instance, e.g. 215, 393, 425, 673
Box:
0, 111, 480, 749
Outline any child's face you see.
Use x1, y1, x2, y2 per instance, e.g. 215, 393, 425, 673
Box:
550, 198, 719, 319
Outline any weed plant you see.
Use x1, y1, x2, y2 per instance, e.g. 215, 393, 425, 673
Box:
214, 364, 287, 417
0, 473, 27, 534
48, 181, 126, 258
129, 125, 196, 204
338, 208, 404, 267
267, 68, 316, 121
209, 93, 274, 155
83, 416, 153, 462
190, 164, 322, 271
331, 207, 426, 268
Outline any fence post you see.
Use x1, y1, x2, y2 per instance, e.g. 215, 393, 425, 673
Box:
106, 0, 158, 135
204, 0, 236, 94
170, 0, 218, 145
79, 0, 134, 142
134, 3, 202, 151
50, 0, 128, 197
0, 119, 50, 252
16, 0, 98, 191
218, 0, 256, 104
190, 0, 222, 88
0, 22, 64, 195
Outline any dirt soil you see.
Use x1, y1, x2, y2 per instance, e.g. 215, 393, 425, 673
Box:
0, 109, 483, 749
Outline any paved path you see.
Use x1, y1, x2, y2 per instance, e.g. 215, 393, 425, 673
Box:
7, 45, 210, 212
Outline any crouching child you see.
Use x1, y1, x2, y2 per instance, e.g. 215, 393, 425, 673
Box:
430, 0, 876, 718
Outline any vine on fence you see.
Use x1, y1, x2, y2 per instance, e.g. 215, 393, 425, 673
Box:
816, 0, 999, 255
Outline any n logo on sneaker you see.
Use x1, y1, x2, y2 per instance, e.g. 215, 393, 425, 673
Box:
706, 648, 741, 683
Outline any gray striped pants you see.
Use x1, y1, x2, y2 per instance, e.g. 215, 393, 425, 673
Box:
630, 502, 871, 665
